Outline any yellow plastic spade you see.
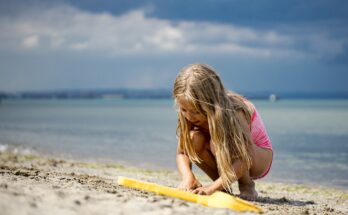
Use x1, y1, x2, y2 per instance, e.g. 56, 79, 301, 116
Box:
118, 176, 263, 213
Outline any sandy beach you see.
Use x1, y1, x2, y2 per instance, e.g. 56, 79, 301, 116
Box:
0, 152, 347, 215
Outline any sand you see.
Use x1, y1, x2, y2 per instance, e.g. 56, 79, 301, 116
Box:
0, 152, 347, 215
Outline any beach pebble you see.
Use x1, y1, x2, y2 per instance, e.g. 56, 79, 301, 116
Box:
74, 200, 81, 205
29, 202, 37, 208
106, 189, 117, 194
14, 169, 30, 177
301, 209, 310, 215
280, 196, 290, 203
159, 199, 174, 209
306, 200, 315, 205
0, 183, 8, 189
177, 201, 189, 207
56, 191, 65, 198
148, 197, 158, 203
325, 207, 334, 212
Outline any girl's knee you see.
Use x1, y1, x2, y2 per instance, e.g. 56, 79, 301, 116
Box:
190, 130, 207, 154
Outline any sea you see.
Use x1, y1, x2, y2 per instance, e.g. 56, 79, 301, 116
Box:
0, 98, 347, 190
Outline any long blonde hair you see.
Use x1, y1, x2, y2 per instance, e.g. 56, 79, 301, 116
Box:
173, 63, 253, 192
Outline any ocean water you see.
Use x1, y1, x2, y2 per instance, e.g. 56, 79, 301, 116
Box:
0, 98, 347, 190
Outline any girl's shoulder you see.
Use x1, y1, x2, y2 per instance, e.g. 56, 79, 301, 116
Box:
242, 98, 256, 113
227, 92, 255, 113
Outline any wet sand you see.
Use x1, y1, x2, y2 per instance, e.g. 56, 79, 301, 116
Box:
0, 152, 347, 215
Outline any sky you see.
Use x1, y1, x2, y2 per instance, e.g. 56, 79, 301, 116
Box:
0, 0, 348, 94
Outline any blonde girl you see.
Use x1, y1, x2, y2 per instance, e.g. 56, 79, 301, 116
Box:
173, 63, 273, 200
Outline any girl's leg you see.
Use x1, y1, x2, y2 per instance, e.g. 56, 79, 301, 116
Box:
249, 143, 273, 179
190, 130, 273, 201
190, 130, 219, 181
238, 170, 258, 200
238, 143, 273, 200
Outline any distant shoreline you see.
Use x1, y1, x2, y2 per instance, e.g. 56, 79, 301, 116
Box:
1, 89, 348, 100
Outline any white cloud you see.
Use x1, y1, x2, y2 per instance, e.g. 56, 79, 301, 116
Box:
22, 35, 39, 48
0, 3, 346, 60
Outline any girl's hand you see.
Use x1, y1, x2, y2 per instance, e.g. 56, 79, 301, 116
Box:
192, 184, 216, 195
178, 174, 202, 191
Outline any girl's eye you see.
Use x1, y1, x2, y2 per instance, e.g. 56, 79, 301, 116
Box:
180, 108, 200, 115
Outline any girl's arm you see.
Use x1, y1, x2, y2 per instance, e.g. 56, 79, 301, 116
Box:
176, 146, 194, 178
192, 176, 224, 195
193, 160, 246, 195
176, 145, 202, 190
209, 177, 224, 190
176, 153, 192, 176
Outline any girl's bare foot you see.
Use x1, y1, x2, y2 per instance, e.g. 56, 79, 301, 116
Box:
238, 180, 258, 201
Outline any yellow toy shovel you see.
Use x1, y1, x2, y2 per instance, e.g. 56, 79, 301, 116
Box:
118, 176, 263, 213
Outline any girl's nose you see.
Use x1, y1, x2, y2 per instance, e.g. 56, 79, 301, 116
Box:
185, 113, 195, 122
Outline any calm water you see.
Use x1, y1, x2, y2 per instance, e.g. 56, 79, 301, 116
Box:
0, 98, 347, 189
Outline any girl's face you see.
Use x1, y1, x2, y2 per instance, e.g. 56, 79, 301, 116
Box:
177, 96, 207, 127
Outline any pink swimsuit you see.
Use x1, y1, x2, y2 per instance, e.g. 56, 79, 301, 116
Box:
249, 103, 273, 179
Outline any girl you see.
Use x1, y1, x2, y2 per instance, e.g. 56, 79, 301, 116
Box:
173, 64, 273, 201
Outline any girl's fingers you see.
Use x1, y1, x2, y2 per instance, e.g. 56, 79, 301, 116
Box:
191, 187, 208, 195
192, 188, 205, 195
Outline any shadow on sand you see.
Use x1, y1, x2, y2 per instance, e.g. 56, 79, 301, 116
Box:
256, 196, 315, 206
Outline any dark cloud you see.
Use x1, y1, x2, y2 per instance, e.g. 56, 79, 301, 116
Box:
0, 0, 347, 92
3, 0, 348, 25
63, 0, 348, 27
